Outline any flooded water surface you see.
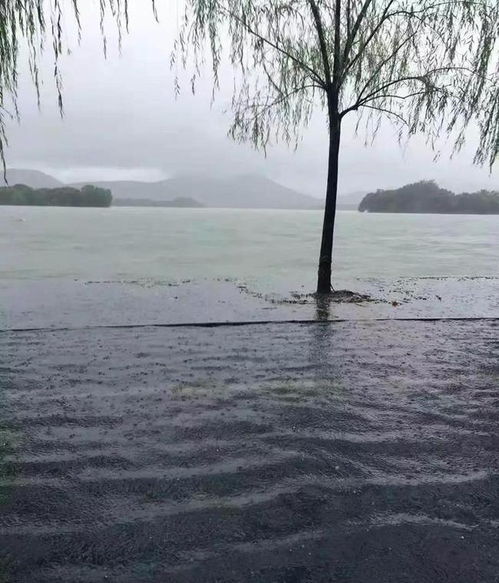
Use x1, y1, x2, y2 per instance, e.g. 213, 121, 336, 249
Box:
1, 206, 498, 293
1, 206, 498, 582
1, 320, 498, 582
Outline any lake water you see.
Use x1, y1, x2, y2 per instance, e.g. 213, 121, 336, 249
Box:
1, 206, 498, 294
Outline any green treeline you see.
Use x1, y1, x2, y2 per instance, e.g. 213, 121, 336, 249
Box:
0, 184, 112, 207
359, 181, 499, 214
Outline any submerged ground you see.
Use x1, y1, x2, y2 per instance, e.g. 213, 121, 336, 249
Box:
1, 319, 498, 582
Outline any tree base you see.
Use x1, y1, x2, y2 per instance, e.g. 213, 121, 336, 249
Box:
313, 289, 374, 303
316, 263, 332, 294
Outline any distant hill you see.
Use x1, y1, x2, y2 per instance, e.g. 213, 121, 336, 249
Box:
1, 169, 63, 189
71, 174, 323, 210
359, 180, 499, 214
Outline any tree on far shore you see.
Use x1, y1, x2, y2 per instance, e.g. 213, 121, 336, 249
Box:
358, 180, 499, 214
175, 0, 499, 293
0, 183, 112, 207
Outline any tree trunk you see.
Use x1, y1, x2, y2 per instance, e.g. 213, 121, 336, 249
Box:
317, 109, 341, 294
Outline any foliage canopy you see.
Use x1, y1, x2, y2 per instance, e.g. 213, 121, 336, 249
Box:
176, 0, 499, 167
359, 180, 499, 213
0, 183, 112, 206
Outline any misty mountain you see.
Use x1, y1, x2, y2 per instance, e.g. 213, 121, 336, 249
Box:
71, 175, 323, 209
339, 191, 367, 205
3, 168, 364, 210
336, 191, 367, 210
2, 169, 63, 189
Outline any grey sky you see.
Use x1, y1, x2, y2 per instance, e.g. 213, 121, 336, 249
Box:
4, 0, 498, 198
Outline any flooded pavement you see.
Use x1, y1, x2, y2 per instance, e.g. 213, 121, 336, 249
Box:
0, 276, 498, 330
1, 319, 498, 582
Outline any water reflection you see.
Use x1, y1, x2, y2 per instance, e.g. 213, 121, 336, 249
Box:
314, 294, 333, 322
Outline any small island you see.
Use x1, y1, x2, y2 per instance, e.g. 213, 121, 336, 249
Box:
359, 180, 499, 214
0, 184, 112, 207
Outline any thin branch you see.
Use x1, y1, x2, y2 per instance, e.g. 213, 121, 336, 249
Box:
357, 67, 472, 106
368, 89, 451, 101
360, 103, 410, 125
345, 4, 413, 75
241, 85, 317, 123
223, 7, 326, 88
354, 30, 420, 99
344, 0, 488, 74
346, 0, 353, 37
342, 0, 377, 65
332, 0, 342, 87
261, 58, 284, 95
307, 0, 332, 87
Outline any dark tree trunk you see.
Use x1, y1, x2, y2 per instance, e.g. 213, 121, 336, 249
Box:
317, 103, 341, 294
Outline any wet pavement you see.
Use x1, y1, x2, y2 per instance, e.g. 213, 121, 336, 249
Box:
1, 319, 498, 582
0, 276, 498, 330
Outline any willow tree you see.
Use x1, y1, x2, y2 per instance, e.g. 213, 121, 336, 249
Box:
177, 0, 499, 293
0, 0, 148, 172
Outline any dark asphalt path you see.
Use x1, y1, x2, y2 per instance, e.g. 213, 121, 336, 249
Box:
1, 319, 498, 582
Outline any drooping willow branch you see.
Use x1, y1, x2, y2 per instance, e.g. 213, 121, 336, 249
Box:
176, 0, 498, 168
0, 0, 156, 175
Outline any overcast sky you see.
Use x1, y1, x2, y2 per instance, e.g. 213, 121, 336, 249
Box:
4, 0, 498, 198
